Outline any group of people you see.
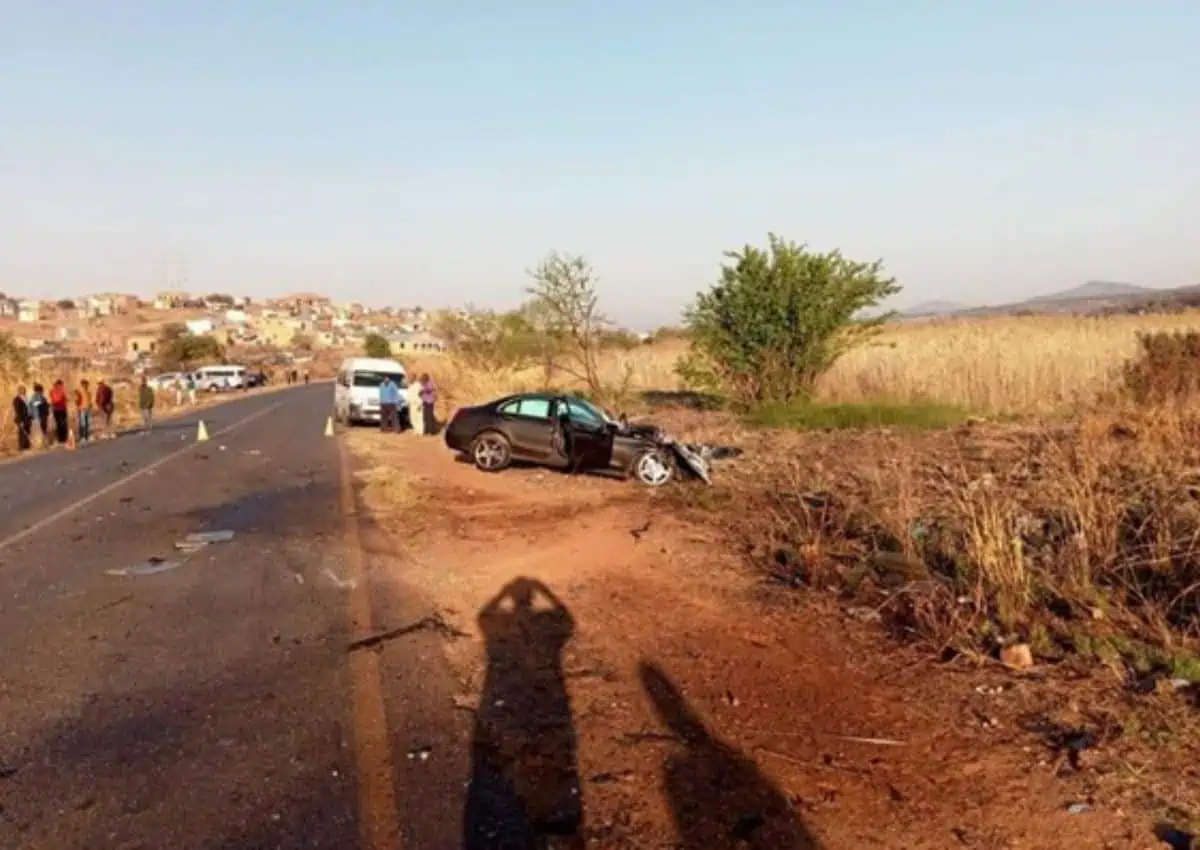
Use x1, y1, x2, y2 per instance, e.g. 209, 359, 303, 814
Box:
11, 378, 116, 452
379, 372, 438, 434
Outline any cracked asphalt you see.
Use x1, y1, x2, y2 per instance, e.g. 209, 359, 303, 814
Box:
0, 384, 468, 850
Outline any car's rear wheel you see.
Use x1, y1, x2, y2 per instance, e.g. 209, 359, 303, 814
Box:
632, 449, 675, 487
471, 431, 512, 472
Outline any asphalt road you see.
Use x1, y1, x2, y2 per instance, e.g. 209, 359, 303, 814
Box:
0, 384, 470, 849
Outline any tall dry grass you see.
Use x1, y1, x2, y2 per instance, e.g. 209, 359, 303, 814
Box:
816, 311, 1200, 414
404, 310, 1200, 417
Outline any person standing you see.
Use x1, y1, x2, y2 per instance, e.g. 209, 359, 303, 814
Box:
74, 379, 94, 444
378, 375, 400, 432
138, 375, 155, 431
418, 373, 438, 436
29, 383, 49, 447
186, 372, 197, 405
12, 385, 32, 452
49, 379, 69, 444
95, 379, 114, 431
406, 377, 424, 435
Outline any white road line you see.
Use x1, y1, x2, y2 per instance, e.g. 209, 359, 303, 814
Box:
0, 400, 287, 554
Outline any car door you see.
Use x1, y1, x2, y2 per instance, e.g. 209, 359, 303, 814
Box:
558, 397, 615, 470
496, 397, 557, 461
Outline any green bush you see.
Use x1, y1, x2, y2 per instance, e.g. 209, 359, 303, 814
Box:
679, 234, 900, 407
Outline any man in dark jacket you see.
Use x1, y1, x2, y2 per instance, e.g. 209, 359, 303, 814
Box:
12, 385, 32, 452
95, 380, 115, 430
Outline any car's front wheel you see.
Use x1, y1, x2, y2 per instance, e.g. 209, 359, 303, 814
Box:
632, 449, 675, 487
471, 431, 512, 473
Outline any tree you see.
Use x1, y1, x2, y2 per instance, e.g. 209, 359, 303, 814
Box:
292, 333, 315, 353
525, 252, 617, 400
435, 308, 541, 374
363, 333, 391, 358
56, 298, 76, 311
156, 332, 224, 372
0, 332, 27, 382
680, 234, 900, 406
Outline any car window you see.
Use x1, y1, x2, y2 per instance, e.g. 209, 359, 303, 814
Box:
352, 371, 406, 388
499, 397, 551, 419
566, 399, 606, 427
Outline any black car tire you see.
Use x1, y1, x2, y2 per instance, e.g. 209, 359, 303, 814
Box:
630, 448, 675, 487
471, 431, 512, 473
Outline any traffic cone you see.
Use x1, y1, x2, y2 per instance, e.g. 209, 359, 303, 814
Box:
324, 416, 334, 437
196, 420, 209, 442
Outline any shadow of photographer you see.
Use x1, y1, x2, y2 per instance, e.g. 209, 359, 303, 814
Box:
640, 661, 821, 850
463, 577, 584, 849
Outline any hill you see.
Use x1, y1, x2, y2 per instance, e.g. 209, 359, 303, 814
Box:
896, 281, 1200, 321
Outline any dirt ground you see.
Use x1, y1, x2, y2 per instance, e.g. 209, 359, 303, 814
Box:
348, 429, 1194, 850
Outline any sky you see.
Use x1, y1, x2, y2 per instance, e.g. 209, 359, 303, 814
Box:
1, 1, 1197, 329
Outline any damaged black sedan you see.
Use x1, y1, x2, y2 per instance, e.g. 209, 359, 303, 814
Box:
443, 392, 732, 486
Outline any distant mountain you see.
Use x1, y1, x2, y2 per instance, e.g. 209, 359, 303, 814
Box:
891, 281, 1200, 322
900, 300, 969, 318
1025, 281, 1150, 303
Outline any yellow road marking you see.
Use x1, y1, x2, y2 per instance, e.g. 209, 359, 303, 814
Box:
0, 401, 285, 554
338, 438, 403, 850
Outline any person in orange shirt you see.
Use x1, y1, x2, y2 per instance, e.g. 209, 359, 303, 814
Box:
74, 379, 94, 444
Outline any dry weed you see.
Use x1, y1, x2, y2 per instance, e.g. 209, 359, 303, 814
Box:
687, 407, 1200, 671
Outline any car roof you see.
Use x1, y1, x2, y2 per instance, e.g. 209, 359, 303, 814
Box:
339, 357, 406, 372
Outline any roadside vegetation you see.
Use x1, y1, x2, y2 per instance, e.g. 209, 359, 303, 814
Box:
396, 235, 1200, 701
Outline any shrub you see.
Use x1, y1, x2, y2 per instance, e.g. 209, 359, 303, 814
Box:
680, 234, 900, 407
1122, 330, 1200, 405
363, 333, 391, 359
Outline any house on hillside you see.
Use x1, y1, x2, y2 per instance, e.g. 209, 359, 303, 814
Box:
154, 290, 189, 310
186, 317, 215, 336
17, 300, 41, 322
125, 331, 159, 358
271, 292, 331, 317
0, 296, 17, 319
389, 330, 446, 354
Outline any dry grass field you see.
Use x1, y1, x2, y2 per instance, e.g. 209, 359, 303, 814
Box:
400, 309, 1200, 417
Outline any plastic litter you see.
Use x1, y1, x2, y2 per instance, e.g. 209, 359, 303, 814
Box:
1066, 803, 1093, 815
185, 530, 236, 544
106, 558, 184, 577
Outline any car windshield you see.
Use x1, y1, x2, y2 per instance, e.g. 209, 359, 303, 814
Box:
565, 397, 612, 426
353, 371, 407, 389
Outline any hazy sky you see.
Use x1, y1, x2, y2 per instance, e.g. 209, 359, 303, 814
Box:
1, 2, 1196, 328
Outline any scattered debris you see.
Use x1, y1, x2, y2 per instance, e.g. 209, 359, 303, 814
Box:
245, 449, 262, 456
0, 766, 17, 780
999, 643, 1034, 670
975, 684, 1006, 696
346, 612, 468, 653
1154, 823, 1195, 850
94, 593, 135, 613
406, 745, 432, 762
106, 558, 185, 577
630, 520, 652, 541
322, 568, 357, 590
185, 530, 236, 545
1066, 802, 1093, 815
826, 734, 906, 747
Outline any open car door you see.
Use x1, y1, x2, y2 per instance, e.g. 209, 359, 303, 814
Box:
552, 397, 616, 472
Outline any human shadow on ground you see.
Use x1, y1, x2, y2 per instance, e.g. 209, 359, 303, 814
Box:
463, 577, 584, 849
640, 661, 821, 850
